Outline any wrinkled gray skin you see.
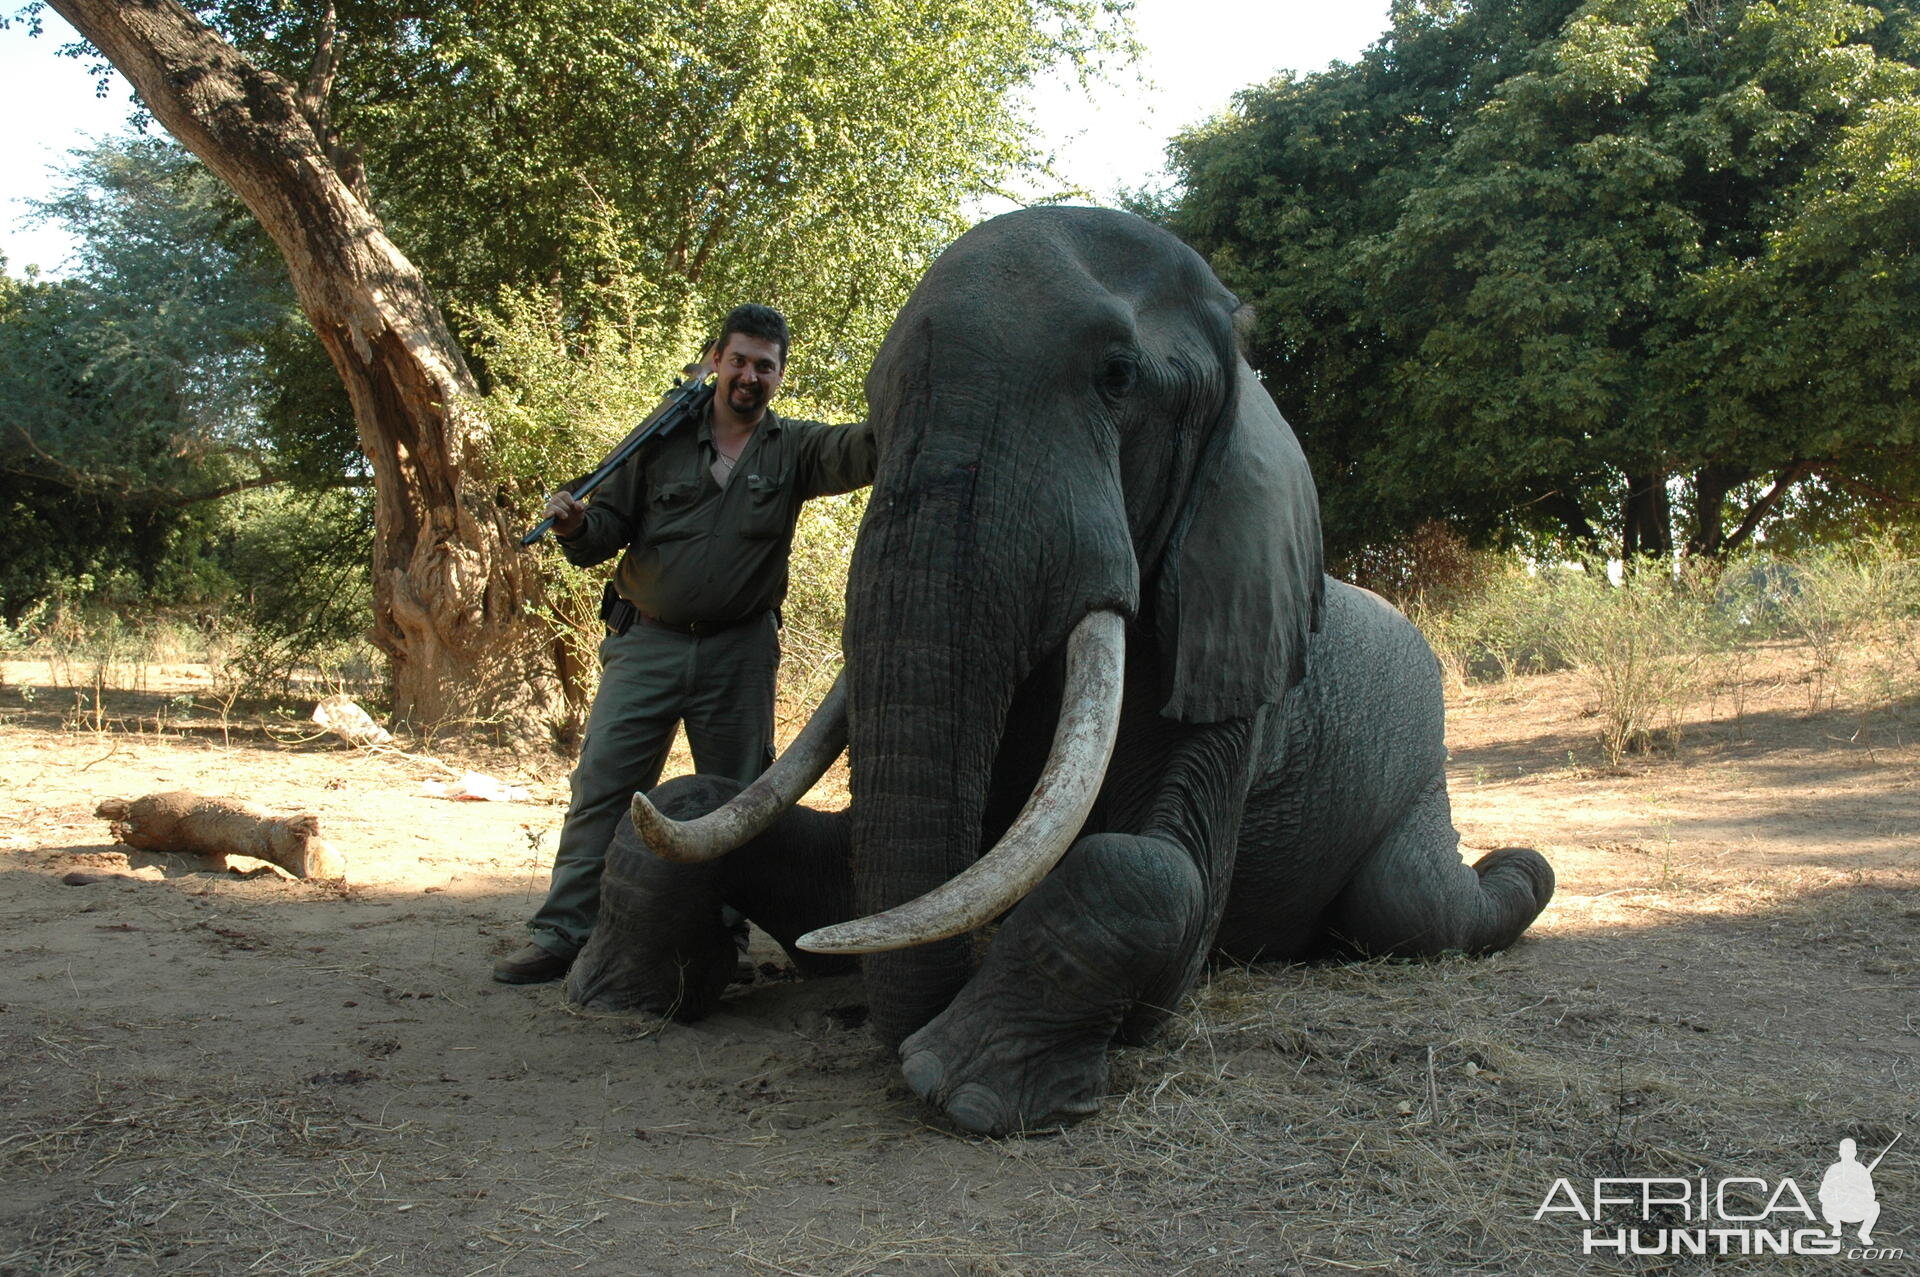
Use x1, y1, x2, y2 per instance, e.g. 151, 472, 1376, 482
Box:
568, 206, 1554, 1136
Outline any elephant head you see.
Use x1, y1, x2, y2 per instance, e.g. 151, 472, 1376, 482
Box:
824, 206, 1325, 1045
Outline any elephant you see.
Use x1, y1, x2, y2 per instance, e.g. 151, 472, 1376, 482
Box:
565, 205, 1554, 1136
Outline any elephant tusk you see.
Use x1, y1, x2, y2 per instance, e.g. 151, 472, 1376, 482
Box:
631, 674, 849, 863
796, 610, 1125, 954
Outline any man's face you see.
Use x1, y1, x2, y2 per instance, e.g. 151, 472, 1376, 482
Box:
716, 334, 785, 421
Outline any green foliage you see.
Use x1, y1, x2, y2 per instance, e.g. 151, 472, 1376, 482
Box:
1165, 0, 1920, 562
189, 0, 1130, 410
216, 485, 379, 691
1, 135, 368, 673
0, 269, 233, 620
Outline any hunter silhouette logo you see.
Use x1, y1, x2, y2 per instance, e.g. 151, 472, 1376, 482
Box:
1533, 1133, 1904, 1259
1821, 1135, 1896, 1245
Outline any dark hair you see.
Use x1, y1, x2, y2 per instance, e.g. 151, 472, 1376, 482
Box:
717, 303, 790, 366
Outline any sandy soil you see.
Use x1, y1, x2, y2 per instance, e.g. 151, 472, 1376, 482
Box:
1, 649, 1916, 1274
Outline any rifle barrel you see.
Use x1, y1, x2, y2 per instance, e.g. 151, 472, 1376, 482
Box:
519, 372, 713, 547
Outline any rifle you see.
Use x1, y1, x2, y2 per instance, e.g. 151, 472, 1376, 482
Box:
520, 360, 715, 547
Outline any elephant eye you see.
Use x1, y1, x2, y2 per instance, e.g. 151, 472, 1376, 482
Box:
1099, 356, 1138, 400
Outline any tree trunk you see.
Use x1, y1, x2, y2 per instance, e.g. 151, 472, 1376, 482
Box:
1684, 464, 1750, 560
50, 0, 563, 738
1621, 468, 1671, 565
1535, 489, 1603, 552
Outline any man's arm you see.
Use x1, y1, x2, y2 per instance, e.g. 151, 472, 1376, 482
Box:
795, 418, 877, 499
551, 450, 644, 567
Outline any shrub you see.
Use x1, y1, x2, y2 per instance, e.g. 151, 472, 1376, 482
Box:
1550, 564, 1734, 764
1754, 538, 1920, 713
781, 491, 866, 710
217, 486, 382, 700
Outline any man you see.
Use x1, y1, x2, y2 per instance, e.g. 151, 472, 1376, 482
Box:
494, 304, 875, 983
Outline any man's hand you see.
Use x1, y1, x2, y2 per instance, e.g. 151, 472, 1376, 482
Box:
543, 490, 587, 538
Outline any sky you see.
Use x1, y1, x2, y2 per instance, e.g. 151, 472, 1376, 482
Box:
0, 2, 1394, 276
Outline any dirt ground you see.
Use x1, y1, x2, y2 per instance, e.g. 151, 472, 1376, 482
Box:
1, 647, 1916, 1275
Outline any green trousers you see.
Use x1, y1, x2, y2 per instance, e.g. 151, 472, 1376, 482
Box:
527, 614, 778, 958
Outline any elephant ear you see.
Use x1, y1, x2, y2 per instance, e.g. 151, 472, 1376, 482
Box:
1154, 356, 1324, 723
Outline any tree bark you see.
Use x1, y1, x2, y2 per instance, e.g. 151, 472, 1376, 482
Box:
50, 0, 562, 738
1684, 464, 1751, 559
1621, 468, 1672, 565
1719, 462, 1812, 560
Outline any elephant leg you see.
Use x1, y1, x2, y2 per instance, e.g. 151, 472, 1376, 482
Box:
567, 777, 858, 1018
899, 832, 1206, 1136
1320, 779, 1554, 957
720, 805, 859, 980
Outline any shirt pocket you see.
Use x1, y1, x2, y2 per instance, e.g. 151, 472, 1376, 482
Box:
739, 472, 790, 539
643, 479, 704, 544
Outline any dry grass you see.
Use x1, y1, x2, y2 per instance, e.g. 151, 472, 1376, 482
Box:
2, 876, 1913, 1274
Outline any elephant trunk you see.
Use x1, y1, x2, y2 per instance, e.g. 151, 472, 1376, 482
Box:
842, 350, 1139, 1045
844, 595, 1012, 1045
802, 611, 1124, 954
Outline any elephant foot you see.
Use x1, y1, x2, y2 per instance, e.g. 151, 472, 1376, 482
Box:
1472, 846, 1555, 912
895, 833, 1206, 1136
898, 957, 1117, 1137
1469, 846, 1555, 951
567, 921, 735, 1020
565, 785, 740, 1020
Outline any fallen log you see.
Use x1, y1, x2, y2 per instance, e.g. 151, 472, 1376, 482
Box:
94, 791, 345, 881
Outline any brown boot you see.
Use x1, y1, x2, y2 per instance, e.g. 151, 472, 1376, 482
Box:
492, 943, 572, 984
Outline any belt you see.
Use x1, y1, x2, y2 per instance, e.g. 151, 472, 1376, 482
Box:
634, 610, 763, 637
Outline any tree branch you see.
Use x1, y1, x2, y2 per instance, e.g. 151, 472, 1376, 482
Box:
174, 469, 368, 505
1815, 467, 1920, 510
295, 0, 339, 133
1718, 461, 1812, 559
1525, 488, 1602, 551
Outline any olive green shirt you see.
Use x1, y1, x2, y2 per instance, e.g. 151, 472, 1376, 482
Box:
558, 407, 875, 626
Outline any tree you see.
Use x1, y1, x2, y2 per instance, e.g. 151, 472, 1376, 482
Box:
1161, 0, 1588, 559
0, 269, 202, 619
0, 134, 375, 638
42, 0, 540, 735
1166, 0, 1920, 563
31, 0, 1126, 736
0, 136, 297, 620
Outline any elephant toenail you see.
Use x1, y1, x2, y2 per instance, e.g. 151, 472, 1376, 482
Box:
900, 1049, 947, 1103
942, 1083, 1013, 1136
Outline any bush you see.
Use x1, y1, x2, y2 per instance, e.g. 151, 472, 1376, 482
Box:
1413, 566, 1563, 687
1748, 539, 1920, 713
217, 485, 382, 699
781, 491, 866, 708
1404, 552, 1732, 763
1541, 564, 1728, 765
